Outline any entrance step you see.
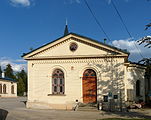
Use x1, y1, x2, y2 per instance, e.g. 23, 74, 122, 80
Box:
77, 103, 98, 112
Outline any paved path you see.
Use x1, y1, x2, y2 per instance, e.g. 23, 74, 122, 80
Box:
0, 97, 151, 120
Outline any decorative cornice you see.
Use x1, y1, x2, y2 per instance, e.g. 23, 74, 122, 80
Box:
25, 54, 128, 60
27, 57, 124, 65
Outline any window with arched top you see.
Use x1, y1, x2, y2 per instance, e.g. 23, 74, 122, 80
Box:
136, 80, 140, 96
0, 84, 2, 94
3, 84, 6, 94
52, 69, 64, 94
11, 85, 14, 94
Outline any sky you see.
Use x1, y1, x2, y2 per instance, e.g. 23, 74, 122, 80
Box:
0, 0, 151, 72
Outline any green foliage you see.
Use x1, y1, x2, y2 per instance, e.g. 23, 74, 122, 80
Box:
16, 72, 26, 96
4, 64, 15, 79
145, 65, 151, 80
0, 66, 2, 77
19, 69, 27, 91
139, 58, 151, 84
138, 20, 151, 48
16, 69, 27, 96
97, 118, 148, 120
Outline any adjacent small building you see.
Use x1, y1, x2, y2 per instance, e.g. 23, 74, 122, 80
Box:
0, 77, 17, 97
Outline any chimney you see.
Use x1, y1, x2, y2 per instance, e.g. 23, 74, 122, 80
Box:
104, 38, 107, 44
2, 73, 5, 78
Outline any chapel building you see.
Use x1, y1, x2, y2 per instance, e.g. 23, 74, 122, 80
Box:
23, 26, 146, 110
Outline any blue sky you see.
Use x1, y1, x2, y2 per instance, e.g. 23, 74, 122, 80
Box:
0, 0, 151, 71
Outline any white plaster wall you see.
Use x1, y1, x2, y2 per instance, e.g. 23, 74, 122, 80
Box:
124, 66, 145, 102
33, 39, 111, 58
0, 80, 17, 97
27, 57, 125, 109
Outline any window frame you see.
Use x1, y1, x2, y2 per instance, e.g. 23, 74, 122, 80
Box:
136, 80, 141, 97
103, 95, 108, 102
52, 69, 65, 95
11, 85, 14, 94
3, 84, 6, 94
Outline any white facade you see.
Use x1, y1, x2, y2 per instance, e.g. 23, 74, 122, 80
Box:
23, 33, 146, 110
0, 78, 17, 97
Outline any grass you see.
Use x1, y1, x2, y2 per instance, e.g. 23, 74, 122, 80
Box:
98, 118, 149, 120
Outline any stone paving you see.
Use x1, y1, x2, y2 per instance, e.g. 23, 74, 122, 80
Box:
0, 97, 151, 120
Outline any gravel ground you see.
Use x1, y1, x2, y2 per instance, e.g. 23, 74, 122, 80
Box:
0, 97, 151, 120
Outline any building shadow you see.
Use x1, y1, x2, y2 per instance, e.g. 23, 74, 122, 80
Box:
0, 109, 8, 120
101, 110, 151, 119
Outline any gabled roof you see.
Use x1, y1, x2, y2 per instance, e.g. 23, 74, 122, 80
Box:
22, 32, 130, 58
0, 77, 17, 83
70, 33, 130, 54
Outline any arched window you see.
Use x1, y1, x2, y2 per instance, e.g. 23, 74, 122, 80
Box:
11, 85, 14, 94
136, 80, 140, 96
3, 84, 6, 94
0, 84, 2, 94
52, 69, 64, 94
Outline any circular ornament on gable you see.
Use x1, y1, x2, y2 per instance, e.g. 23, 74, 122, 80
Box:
69, 42, 78, 52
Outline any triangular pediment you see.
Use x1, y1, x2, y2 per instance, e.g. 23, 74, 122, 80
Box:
23, 33, 129, 60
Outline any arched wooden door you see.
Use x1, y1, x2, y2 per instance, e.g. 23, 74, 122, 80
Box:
82, 69, 97, 103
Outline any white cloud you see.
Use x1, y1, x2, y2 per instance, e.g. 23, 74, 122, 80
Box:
64, 0, 80, 4
112, 38, 151, 62
107, 0, 129, 4
10, 0, 31, 7
0, 57, 26, 72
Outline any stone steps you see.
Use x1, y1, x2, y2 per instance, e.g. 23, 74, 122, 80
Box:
77, 103, 98, 112
78, 107, 98, 111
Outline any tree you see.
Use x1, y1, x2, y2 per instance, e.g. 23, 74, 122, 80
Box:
138, 58, 151, 65
0, 66, 2, 77
137, 9, 151, 48
137, 22, 151, 48
4, 64, 15, 79
144, 64, 151, 104
19, 69, 27, 93
137, 20, 151, 62
16, 69, 27, 96
138, 36, 151, 48
138, 58, 151, 88
16, 72, 25, 96
137, 17, 151, 103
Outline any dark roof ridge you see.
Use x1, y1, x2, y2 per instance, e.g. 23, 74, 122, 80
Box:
0, 77, 17, 82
